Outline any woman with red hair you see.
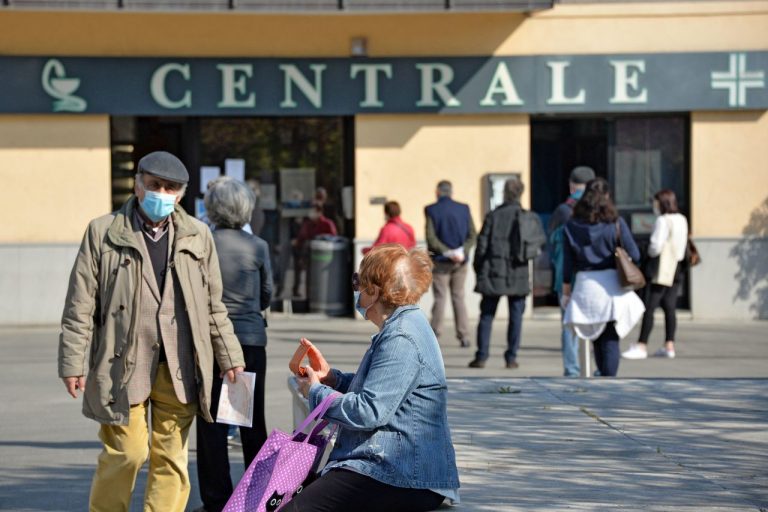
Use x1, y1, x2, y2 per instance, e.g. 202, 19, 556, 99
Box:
288, 244, 460, 512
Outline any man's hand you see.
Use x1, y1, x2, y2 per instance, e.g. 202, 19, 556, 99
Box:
221, 366, 245, 383
450, 254, 465, 264
62, 376, 86, 399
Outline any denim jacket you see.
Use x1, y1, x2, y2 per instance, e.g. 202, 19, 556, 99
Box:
308, 305, 460, 490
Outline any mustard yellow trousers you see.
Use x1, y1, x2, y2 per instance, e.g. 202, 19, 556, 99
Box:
89, 363, 198, 512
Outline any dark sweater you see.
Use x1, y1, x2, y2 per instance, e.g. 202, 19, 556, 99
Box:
213, 228, 272, 346
562, 217, 640, 285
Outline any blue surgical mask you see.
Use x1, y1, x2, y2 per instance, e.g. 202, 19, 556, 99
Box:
354, 291, 373, 320
570, 189, 584, 200
140, 190, 177, 222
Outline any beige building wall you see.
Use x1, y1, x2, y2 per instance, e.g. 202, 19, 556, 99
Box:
0, 115, 111, 243
691, 111, 768, 238
0, 2, 765, 58
355, 114, 530, 241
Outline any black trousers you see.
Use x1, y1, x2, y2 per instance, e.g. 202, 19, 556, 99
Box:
281, 469, 445, 512
196, 346, 268, 512
639, 282, 681, 342
593, 322, 620, 377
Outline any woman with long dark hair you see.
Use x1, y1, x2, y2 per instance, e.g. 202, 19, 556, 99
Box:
623, 189, 689, 360
561, 178, 646, 377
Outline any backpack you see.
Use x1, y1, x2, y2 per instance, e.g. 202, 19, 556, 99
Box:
511, 209, 546, 264
548, 198, 578, 295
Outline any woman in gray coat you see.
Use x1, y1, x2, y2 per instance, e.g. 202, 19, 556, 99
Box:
195, 177, 273, 512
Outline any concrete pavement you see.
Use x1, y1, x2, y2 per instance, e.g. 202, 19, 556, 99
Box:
0, 315, 766, 510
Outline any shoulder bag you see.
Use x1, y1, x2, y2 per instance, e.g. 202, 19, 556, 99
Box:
223, 392, 341, 512
615, 221, 646, 290
653, 216, 678, 287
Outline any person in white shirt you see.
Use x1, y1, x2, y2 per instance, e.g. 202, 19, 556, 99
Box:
623, 189, 689, 360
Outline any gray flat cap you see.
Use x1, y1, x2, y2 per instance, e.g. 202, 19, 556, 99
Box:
569, 166, 596, 185
138, 151, 189, 184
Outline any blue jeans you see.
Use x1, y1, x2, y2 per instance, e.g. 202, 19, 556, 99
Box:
560, 295, 580, 377
475, 295, 526, 363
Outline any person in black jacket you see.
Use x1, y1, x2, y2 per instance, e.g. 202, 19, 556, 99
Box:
468, 179, 530, 369
195, 177, 273, 512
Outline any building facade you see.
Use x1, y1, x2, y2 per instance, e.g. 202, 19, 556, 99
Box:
1, 0, 766, 324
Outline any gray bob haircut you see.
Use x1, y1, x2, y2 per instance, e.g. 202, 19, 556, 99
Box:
204, 176, 255, 229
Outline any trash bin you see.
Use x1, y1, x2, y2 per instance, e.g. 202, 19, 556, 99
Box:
309, 236, 351, 316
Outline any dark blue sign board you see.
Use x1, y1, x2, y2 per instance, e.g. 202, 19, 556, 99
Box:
1, 52, 766, 115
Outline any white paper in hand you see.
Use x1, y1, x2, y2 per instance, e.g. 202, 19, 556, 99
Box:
216, 371, 256, 427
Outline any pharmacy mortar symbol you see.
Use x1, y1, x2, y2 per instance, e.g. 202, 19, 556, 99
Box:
41, 59, 88, 112
711, 53, 766, 107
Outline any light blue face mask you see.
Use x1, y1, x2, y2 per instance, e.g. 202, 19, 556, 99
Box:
140, 190, 177, 222
570, 189, 584, 200
354, 291, 373, 320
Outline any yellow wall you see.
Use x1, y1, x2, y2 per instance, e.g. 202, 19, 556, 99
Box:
0, 2, 766, 243
691, 110, 768, 238
0, 2, 765, 57
355, 114, 530, 240
0, 115, 111, 243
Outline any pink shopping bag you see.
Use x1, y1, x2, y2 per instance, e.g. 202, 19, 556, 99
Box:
222, 392, 340, 512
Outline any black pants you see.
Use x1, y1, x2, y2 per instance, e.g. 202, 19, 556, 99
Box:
196, 346, 268, 512
281, 469, 445, 512
593, 323, 620, 377
639, 282, 680, 343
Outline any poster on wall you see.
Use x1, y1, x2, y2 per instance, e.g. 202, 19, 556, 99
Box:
224, 159, 245, 182
195, 198, 207, 221
200, 166, 221, 194
484, 172, 521, 215
279, 168, 315, 218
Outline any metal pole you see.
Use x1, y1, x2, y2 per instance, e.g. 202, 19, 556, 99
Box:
579, 337, 591, 378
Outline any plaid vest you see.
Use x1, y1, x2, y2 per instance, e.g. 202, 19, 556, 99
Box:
126, 221, 198, 405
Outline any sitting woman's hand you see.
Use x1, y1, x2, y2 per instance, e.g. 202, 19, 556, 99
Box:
300, 338, 335, 387
297, 365, 321, 399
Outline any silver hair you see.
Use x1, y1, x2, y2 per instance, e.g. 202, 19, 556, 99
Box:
437, 180, 452, 197
204, 176, 255, 229
134, 172, 188, 199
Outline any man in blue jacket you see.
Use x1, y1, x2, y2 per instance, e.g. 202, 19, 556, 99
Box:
425, 180, 477, 347
549, 165, 595, 376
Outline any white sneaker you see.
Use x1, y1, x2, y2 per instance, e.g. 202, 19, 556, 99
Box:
653, 347, 676, 359
621, 344, 648, 359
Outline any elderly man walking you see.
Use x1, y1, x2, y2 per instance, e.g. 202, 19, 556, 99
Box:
58, 151, 245, 512
425, 180, 477, 348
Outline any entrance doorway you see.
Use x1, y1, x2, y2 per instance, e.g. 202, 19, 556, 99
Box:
110, 115, 355, 313
530, 115, 690, 308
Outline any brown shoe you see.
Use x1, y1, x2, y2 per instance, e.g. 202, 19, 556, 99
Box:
506, 361, 519, 369
468, 359, 486, 368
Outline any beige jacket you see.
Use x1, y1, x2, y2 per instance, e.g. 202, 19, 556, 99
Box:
58, 198, 245, 425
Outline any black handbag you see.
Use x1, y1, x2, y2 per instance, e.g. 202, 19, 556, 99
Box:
615, 222, 646, 290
